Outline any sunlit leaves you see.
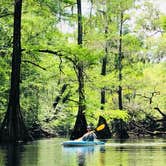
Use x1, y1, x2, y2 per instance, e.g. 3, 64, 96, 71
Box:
0, 57, 10, 121
86, 108, 129, 124
0, 0, 165, 134
159, 15, 166, 31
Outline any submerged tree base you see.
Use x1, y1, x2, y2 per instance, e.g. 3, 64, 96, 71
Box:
0, 105, 33, 143
29, 123, 56, 139
70, 111, 87, 140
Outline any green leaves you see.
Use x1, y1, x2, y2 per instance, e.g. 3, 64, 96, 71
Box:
0, 0, 165, 134
159, 15, 166, 31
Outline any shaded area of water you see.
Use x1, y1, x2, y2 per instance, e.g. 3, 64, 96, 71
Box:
0, 138, 166, 166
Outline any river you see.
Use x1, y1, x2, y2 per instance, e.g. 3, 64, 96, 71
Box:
0, 138, 166, 166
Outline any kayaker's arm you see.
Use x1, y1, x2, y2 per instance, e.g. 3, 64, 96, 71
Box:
75, 124, 105, 141
77, 131, 96, 141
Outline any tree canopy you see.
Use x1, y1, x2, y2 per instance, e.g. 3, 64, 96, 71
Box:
0, 0, 165, 141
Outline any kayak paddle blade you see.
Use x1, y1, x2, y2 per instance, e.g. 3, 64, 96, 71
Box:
96, 124, 105, 131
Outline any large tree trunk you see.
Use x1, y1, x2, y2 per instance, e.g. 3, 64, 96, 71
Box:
114, 11, 128, 139
118, 12, 123, 110
100, 26, 108, 110
70, 0, 87, 140
0, 0, 32, 143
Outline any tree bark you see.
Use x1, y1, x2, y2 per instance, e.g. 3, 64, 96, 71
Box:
53, 84, 68, 109
118, 11, 123, 110
100, 26, 108, 110
77, 0, 82, 46
0, 0, 32, 143
113, 11, 128, 139
70, 0, 87, 140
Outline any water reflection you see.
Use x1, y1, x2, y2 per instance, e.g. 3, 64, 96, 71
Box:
107, 139, 166, 166
63, 146, 94, 166
77, 147, 94, 166
0, 144, 24, 166
63, 146, 105, 166
0, 138, 166, 166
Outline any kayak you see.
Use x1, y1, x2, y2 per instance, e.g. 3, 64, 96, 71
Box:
62, 140, 105, 147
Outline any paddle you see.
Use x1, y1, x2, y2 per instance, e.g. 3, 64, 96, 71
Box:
76, 124, 105, 141
95, 124, 105, 132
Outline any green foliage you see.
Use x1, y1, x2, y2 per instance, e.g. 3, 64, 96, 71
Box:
0, 57, 10, 122
141, 63, 166, 110
160, 15, 166, 31
123, 34, 142, 52
96, 109, 129, 122
0, 0, 165, 136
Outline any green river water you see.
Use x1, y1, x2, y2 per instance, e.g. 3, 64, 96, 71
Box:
0, 138, 166, 166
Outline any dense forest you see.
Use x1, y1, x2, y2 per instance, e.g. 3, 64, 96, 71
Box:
0, 0, 165, 142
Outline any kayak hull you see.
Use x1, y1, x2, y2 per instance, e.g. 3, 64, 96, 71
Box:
62, 140, 105, 147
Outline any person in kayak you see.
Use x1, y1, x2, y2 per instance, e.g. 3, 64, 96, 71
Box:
82, 125, 97, 141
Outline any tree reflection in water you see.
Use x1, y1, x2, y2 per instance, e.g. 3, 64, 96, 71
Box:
1, 144, 24, 166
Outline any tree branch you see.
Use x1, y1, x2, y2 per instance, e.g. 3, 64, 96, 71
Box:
38, 49, 76, 64
22, 60, 46, 70
0, 12, 13, 18
58, 56, 65, 74
154, 107, 166, 118
136, 91, 160, 104
131, 121, 166, 136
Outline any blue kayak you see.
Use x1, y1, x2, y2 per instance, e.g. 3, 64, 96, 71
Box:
62, 140, 105, 147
